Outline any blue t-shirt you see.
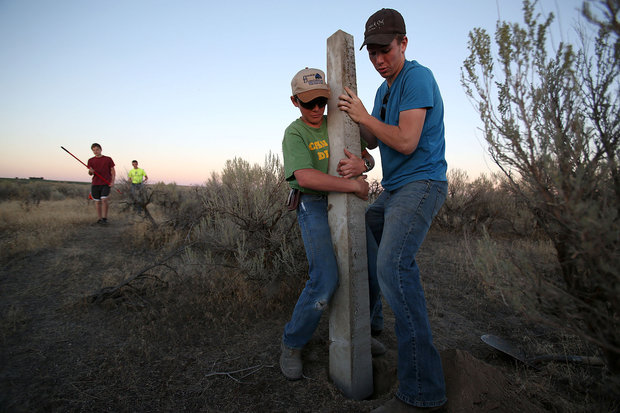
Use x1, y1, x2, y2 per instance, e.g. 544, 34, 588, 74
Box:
371, 60, 447, 190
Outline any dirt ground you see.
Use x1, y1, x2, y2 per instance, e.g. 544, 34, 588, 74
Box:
0, 216, 610, 412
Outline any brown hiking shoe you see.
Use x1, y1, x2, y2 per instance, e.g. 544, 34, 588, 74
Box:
280, 342, 302, 380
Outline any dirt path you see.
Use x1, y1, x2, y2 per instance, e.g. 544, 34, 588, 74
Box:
1, 220, 554, 412
0, 219, 133, 409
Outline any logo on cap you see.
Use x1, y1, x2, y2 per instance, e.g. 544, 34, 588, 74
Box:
366, 18, 385, 33
361, 8, 406, 50
304, 73, 324, 86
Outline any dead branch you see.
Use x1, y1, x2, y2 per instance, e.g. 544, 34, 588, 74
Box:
87, 242, 196, 303
204, 364, 274, 383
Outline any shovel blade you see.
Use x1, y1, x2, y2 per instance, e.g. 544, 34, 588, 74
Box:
481, 334, 604, 367
481, 334, 528, 364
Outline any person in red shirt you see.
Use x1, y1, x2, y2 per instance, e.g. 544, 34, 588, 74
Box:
87, 143, 116, 224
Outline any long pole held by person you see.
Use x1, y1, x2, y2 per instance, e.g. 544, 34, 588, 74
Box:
60, 146, 123, 194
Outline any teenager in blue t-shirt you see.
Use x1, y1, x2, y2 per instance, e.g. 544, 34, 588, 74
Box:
338, 8, 448, 413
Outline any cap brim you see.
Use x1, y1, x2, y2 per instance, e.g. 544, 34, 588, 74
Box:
296, 89, 330, 103
360, 33, 398, 50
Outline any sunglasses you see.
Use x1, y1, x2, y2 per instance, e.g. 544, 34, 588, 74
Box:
380, 89, 391, 121
297, 96, 328, 110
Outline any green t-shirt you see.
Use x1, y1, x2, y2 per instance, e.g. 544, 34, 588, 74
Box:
282, 116, 367, 195
282, 117, 330, 195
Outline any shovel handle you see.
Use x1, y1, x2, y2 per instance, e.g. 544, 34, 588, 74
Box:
528, 354, 605, 366
61, 146, 122, 194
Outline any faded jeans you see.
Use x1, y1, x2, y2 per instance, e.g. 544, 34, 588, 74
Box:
282, 193, 383, 349
282, 194, 339, 349
366, 180, 448, 407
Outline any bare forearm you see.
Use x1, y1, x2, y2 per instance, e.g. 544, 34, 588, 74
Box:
296, 169, 358, 193
360, 125, 378, 149
358, 113, 419, 155
294, 169, 368, 200
338, 86, 424, 155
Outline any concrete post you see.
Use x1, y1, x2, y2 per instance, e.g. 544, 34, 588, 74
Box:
326, 29, 373, 400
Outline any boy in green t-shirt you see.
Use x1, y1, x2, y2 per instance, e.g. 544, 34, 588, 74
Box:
280, 67, 383, 380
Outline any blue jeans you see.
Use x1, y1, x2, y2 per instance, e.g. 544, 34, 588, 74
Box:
283, 193, 384, 349
366, 180, 448, 407
282, 194, 340, 349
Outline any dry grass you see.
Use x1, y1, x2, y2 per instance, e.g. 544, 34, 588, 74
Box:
123, 206, 191, 248
0, 199, 128, 262
1, 181, 617, 412
464, 233, 560, 314
456, 232, 617, 412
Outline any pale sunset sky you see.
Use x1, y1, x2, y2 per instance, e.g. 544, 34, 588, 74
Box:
0, 0, 586, 185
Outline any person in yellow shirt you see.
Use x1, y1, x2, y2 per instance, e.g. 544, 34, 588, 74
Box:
128, 160, 148, 185
128, 160, 148, 212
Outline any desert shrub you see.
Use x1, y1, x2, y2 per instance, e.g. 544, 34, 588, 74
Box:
186, 153, 306, 308
0, 180, 21, 201
54, 182, 89, 199
50, 189, 66, 201
151, 182, 204, 230
438, 169, 499, 233
127, 155, 306, 311
121, 182, 204, 247
18, 181, 52, 209
0, 179, 89, 204
437, 169, 539, 236
367, 178, 383, 203
113, 179, 158, 225
462, 0, 619, 382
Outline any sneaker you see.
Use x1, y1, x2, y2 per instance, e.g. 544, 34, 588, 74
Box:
371, 397, 444, 413
280, 342, 303, 380
96, 219, 104, 224
371, 337, 387, 356
102, 218, 108, 224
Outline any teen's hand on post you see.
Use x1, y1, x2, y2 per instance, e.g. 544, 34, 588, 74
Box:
337, 148, 365, 179
353, 175, 369, 200
338, 86, 369, 124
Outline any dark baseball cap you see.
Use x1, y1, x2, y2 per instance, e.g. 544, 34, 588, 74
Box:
360, 8, 406, 50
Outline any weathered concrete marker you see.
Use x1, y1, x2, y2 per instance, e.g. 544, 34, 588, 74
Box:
326, 29, 373, 400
